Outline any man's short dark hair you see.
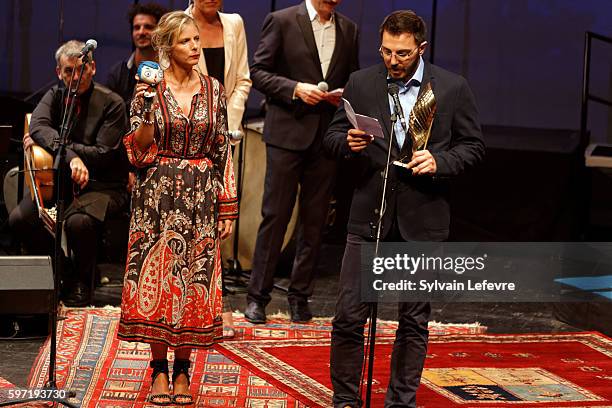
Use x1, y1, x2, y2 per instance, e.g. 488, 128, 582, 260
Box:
128, 2, 168, 28
379, 10, 427, 45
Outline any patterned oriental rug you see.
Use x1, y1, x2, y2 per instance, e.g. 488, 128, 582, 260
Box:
0, 377, 13, 388
0, 377, 15, 407
26, 307, 485, 407
0, 377, 32, 408
219, 332, 612, 408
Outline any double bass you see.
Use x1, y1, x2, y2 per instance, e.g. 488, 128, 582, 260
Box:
23, 113, 56, 233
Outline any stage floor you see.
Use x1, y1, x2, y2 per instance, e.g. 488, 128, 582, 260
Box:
0, 241, 581, 388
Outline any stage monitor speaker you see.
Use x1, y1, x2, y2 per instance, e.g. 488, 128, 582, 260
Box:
0, 256, 53, 315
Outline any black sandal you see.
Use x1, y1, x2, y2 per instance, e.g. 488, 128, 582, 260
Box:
148, 359, 172, 406
172, 358, 194, 406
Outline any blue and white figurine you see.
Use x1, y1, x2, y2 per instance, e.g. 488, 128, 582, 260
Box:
137, 61, 163, 112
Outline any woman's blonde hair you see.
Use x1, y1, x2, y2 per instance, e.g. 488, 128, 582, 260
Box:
151, 11, 198, 69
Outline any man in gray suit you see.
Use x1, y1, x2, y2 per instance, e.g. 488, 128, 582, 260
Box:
246, 0, 359, 323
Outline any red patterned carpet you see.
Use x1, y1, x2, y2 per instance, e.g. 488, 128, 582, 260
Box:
26, 307, 485, 407
0, 377, 34, 408
219, 332, 612, 407
28, 308, 307, 407
0, 377, 13, 388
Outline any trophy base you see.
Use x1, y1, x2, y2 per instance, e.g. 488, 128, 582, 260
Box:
392, 160, 410, 169
392, 161, 414, 175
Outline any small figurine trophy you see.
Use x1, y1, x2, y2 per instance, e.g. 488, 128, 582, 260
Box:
137, 61, 163, 113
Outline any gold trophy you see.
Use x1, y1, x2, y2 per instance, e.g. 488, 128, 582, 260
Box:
393, 82, 436, 169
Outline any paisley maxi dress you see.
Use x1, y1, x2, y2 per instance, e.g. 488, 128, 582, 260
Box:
118, 73, 238, 348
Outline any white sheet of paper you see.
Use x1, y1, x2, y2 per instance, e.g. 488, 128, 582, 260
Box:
342, 98, 385, 139
328, 88, 344, 97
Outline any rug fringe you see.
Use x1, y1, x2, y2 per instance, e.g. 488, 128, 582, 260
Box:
56, 307, 484, 329
60, 305, 121, 312
233, 311, 483, 328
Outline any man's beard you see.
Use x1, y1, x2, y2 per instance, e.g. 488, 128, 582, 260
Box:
389, 62, 417, 81
388, 65, 407, 79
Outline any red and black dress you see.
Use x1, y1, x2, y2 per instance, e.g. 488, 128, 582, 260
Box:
118, 73, 238, 348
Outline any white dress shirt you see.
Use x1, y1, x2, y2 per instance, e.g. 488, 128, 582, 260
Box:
306, 0, 336, 78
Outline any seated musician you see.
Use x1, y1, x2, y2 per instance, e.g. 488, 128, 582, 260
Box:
9, 40, 129, 306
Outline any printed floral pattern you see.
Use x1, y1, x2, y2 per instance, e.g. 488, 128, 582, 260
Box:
118, 73, 237, 348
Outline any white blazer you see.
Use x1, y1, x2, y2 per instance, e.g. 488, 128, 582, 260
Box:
186, 8, 252, 131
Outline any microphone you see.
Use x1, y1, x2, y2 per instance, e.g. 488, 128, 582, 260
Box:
387, 83, 408, 133
79, 39, 97, 57
224, 129, 244, 145
317, 81, 329, 92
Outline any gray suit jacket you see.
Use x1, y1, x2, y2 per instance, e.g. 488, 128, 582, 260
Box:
251, 2, 359, 150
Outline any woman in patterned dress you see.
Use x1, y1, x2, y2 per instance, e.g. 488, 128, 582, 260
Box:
117, 11, 238, 406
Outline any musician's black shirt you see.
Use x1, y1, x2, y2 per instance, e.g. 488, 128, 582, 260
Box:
30, 82, 129, 189
29, 81, 129, 220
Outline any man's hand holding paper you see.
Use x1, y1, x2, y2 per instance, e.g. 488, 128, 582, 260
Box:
325, 88, 344, 106
347, 128, 374, 152
342, 98, 385, 139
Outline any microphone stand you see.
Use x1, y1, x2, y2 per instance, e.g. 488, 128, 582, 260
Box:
0, 56, 89, 408
224, 124, 246, 292
222, 105, 251, 294
363, 111, 398, 408
223, 118, 289, 294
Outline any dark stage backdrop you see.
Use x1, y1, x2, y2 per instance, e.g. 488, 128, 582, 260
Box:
1, 0, 611, 141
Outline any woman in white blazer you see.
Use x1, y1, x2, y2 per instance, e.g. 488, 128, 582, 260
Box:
187, 0, 252, 338
187, 0, 252, 132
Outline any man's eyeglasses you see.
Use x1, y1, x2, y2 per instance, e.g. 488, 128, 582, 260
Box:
379, 44, 424, 61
